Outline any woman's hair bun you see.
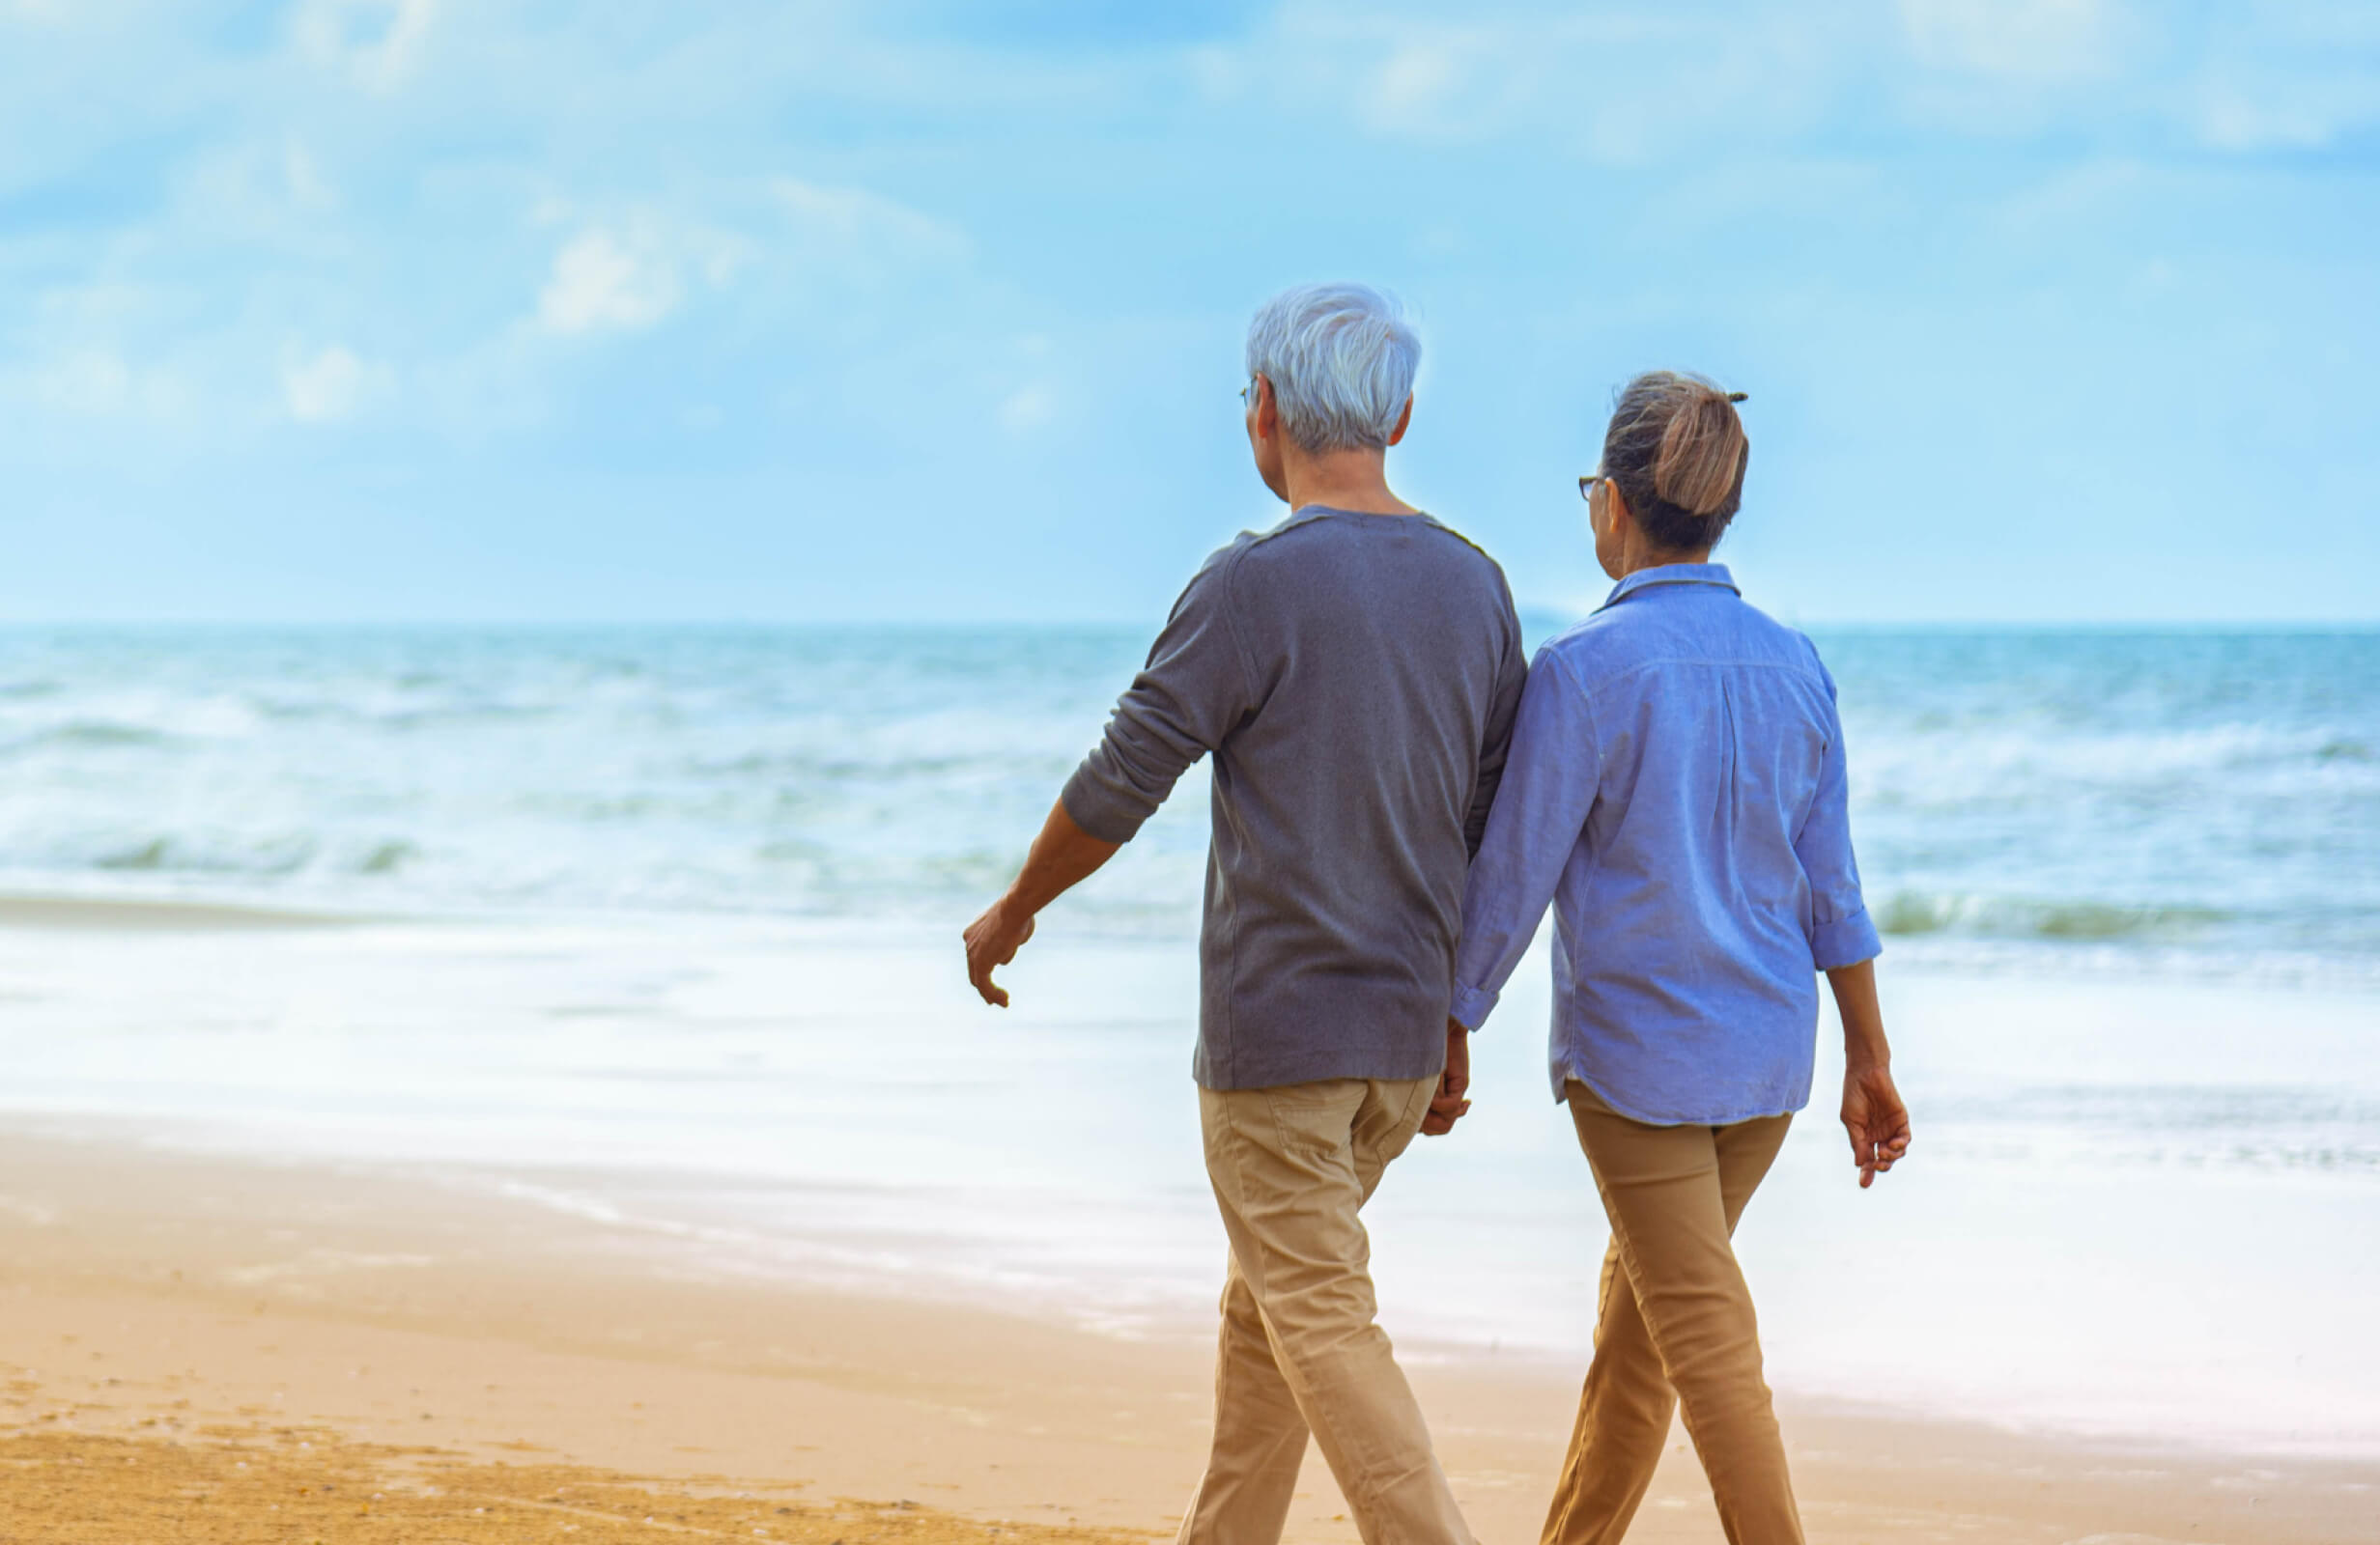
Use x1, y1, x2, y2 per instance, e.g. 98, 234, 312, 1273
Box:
1600, 371, 1753, 548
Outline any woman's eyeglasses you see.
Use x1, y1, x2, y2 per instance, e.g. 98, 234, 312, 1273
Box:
1578, 474, 1607, 504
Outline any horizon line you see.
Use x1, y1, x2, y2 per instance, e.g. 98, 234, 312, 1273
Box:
2, 616, 2377, 634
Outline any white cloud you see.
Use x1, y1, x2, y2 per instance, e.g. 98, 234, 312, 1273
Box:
1234, 8, 1848, 159
38, 349, 134, 414
295, 0, 438, 95
1898, 0, 2118, 84
2192, 36, 2380, 153
1373, 42, 1466, 124
282, 138, 337, 211
998, 385, 1054, 433
282, 344, 379, 423
771, 178, 969, 263
175, 139, 344, 239
18, 347, 187, 421
538, 229, 682, 335
533, 211, 754, 337
2196, 89, 2336, 152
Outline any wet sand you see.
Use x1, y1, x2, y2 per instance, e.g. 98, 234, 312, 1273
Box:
0, 1131, 2371, 1544
3, 1424, 1142, 1545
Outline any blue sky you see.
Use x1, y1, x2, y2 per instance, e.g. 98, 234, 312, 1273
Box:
2, 1, 2376, 625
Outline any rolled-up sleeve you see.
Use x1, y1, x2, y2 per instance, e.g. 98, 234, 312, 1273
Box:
1796, 664, 1882, 969
1449, 650, 1600, 1031
1061, 548, 1255, 845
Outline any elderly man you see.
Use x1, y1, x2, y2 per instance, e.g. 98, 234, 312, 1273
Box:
962, 283, 1524, 1545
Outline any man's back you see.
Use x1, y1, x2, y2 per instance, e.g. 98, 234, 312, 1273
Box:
1063, 506, 1525, 1089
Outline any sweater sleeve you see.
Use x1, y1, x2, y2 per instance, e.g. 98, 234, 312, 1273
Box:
1462, 572, 1530, 859
1060, 547, 1256, 844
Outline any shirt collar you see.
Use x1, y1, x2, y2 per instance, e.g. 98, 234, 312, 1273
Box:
1598, 563, 1741, 611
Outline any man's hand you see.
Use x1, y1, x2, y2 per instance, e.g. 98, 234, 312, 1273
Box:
962, 897, 1035, 1008
1841, 1061, 1911, 1188
1420, 1019, 1472, 1137
962, 801, 1120, 1011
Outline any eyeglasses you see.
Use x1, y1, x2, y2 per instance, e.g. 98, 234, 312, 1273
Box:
1240, 377, 1261, 407
1578, 474, 1607, 504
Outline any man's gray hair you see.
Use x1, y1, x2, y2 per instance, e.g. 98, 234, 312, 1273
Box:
1244, 282, 1420, 454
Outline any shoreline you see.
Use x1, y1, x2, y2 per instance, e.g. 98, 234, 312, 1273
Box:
1, 906, 2377, 1459
2, 1128, 2374, 1544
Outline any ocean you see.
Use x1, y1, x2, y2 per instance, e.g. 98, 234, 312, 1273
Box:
0, 623, 2374, 984
0, 623, 2376, 1452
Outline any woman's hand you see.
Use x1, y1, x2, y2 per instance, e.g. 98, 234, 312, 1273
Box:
1421, 1019, 1472, 1136
1825, 959, 1909, 1188
1840, 1061, 1911, 1188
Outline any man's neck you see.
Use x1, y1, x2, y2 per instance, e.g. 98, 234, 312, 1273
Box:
1281, 447, 1417, 518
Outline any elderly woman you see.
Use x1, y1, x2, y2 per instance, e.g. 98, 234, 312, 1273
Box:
1434, 373, 1911, 1544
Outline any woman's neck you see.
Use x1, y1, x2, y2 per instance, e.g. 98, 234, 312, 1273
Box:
1614, 533, 1712, 578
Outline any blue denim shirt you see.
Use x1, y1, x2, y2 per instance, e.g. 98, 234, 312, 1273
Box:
1450, 564, 1881, 1124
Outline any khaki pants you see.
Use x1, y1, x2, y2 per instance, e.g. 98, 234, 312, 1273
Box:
1177, 1076, 1473, 1545
1543, 1082, 1800, 1545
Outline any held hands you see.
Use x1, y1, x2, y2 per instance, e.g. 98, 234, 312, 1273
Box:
1420, 1019, 1472, 1137
1840, 1061, 1912, 1188
962, 897, 1035, 1008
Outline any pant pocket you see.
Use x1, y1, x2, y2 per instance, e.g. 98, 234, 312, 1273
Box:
1357, 1076, 1436, 1171
1259, 1079, 1367, 1163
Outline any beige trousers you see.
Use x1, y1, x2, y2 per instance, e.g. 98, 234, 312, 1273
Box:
1177, 1076, 1474, 1545
1542, 1082, 1800, 1545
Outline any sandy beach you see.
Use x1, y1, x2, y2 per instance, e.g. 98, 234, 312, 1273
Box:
1, 896, 2377, 1542
2, 1126, 2374, 1544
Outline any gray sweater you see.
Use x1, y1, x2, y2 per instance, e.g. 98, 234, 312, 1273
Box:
1062, 507, 1527, 1090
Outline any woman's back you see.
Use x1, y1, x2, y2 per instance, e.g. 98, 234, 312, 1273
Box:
1449, 562, 1880, 1124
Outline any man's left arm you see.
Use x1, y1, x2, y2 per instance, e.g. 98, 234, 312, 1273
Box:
1462, 580, 1530, 857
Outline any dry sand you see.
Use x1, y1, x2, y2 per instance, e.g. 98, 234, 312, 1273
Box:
0, 1131, 2370, 1544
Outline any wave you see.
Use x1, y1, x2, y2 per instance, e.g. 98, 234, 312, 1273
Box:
0, 892, 355, 931
4, 720, 176, 753
1876, 890, 2230, 942
95, 835, 316, 876
357, 840, 417, 875
81, 834, 416, 880
1925, 1084, 2380, 1177
0, 626, 2366, 982
1851, 722, 2380, 806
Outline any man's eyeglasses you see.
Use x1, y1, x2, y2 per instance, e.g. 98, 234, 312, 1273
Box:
1578, 474, 1607, 504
